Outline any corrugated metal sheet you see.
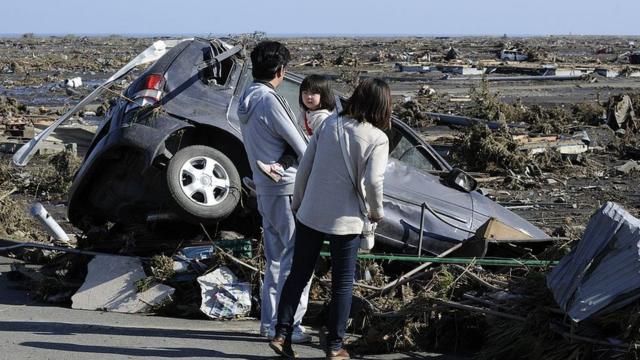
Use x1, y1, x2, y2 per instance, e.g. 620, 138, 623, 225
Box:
547, 202, 640, 322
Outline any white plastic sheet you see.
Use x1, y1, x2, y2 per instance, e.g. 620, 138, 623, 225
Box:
198, 266, 251, 319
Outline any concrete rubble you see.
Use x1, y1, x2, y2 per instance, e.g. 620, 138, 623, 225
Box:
71, 255, 175, 313
615, 160, 640, 174
0, 101, 77, 157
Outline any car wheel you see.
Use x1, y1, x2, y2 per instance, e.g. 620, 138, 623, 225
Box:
166, 145, 241, 223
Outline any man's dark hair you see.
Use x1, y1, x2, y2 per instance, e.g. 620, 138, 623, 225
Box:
251, 41, 291, 81
298, 74, 336, 111
340, 78, 392, 130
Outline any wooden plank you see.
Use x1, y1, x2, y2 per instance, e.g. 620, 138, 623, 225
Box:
477, 218, 533, 242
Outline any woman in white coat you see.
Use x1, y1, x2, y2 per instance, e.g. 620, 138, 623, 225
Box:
269, 79, 392, 360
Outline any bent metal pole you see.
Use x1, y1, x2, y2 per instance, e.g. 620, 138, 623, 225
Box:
30, 202, 70, 242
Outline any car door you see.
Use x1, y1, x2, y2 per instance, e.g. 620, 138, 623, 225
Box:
377, 122, 476, 255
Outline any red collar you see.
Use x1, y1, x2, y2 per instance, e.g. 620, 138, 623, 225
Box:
304, 112, 313, 136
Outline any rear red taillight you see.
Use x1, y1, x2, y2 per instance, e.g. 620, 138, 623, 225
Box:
142, 74, 164, 91
125, 73, 165, 113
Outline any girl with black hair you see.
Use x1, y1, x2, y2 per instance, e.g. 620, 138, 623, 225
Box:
257, 75, 336, 182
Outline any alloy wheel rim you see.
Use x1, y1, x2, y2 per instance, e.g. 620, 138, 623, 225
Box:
179, 156, 230, 206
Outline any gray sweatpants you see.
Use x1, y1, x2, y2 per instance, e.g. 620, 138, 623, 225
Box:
257, 194, 310, 331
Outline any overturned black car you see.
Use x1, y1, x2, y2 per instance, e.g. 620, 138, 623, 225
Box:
15, 38, 548, 256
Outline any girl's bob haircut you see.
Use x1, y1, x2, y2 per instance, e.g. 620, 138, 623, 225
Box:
340, 78, 392, 131
298, 74, 336, 111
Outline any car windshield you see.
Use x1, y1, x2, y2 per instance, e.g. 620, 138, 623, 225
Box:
387, 126, 441, 172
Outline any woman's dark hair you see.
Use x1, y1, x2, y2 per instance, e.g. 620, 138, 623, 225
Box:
298, 75, 336, 111
340, 78, 392, 130
251, 41, 291, 81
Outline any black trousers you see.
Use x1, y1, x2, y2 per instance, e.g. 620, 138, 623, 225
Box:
275, 220, 360, 351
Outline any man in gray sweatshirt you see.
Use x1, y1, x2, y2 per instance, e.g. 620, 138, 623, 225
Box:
237, 41, 311, 343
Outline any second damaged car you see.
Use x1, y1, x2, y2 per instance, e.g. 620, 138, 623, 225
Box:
14, 37, 548, 256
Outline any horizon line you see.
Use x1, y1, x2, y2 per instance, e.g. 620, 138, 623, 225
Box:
1, 32, 640, 38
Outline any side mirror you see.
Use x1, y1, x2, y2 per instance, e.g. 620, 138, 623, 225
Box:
446, 168, 478, 192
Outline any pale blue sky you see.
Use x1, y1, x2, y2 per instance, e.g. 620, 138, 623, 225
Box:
2, 0, 638, 36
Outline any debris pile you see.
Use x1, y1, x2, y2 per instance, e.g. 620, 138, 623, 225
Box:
444, 47, 460, 61
333, 50, 358, 67
337, 203, 640, 359
607, 94, 637, 131
0, 95, 28, 118
3, 231, 263, 318
15, 219, 629, 358
456, 124, 531, 174
0, 149, 79, 240
393, 100, 433, 128
0, 191, 40, 240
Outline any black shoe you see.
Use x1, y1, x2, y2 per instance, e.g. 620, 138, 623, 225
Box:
269, 336, 297, 358
326, 348, 350, 360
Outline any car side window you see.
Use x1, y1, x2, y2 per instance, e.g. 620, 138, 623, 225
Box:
278, 78, 302, 116
387, 126, 440, 172
201, 43, 235, 87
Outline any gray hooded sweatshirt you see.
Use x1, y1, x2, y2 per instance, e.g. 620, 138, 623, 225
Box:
237, 81, 307, 195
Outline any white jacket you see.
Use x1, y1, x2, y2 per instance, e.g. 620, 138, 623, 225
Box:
293, 114, 388, 235
299, 109, 333, 136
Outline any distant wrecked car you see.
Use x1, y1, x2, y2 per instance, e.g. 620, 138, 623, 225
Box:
13, 37, 547, 256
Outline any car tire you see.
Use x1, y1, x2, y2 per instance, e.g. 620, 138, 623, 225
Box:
166, 145, 241, 223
